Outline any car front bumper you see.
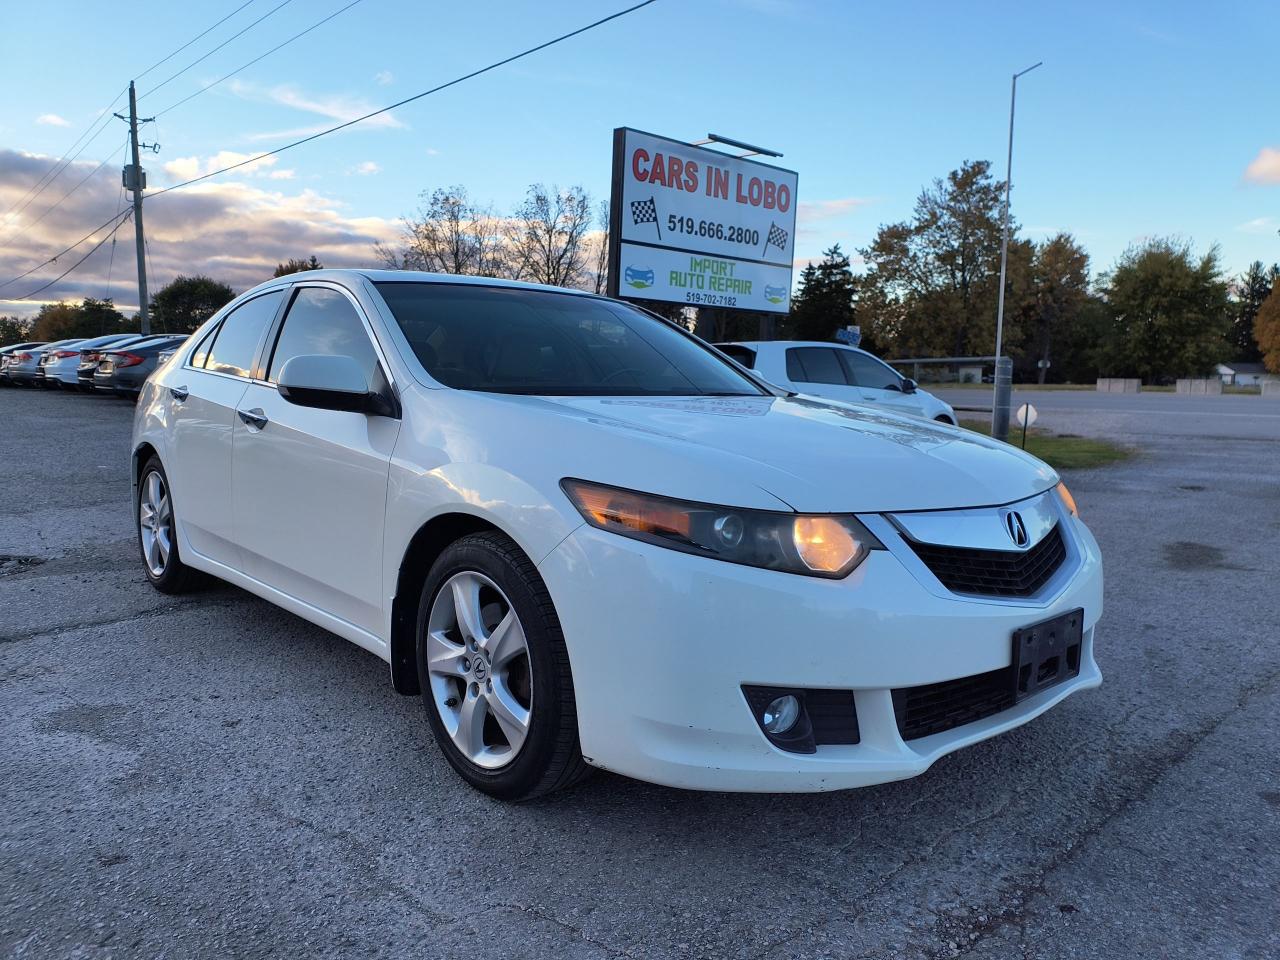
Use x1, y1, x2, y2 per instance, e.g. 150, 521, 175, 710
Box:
537, 511, 1103, 793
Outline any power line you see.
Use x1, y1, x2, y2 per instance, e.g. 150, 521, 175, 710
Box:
134, 0, 260, 82
154, 0, 365, 119
0, 135, 130, 245
9, 211, 134, 302
0, 208, 132, 290
139, 0, 297, 101
0, 87, 126, 224
150, 0, 661, 200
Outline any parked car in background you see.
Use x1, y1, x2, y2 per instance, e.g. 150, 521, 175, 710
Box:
6, 339, 82, 386
35, 340, 86, 387
714, 341, 958, 424
94, 336, 188, 397
0, 343, 47, 386
77, 334, 170, 391
44, 334, 137, 388
131, 269, 1100, 801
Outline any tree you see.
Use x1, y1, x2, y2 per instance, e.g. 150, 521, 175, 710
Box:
375, 186, 503, 276
857, 160, 1014, 358
30, 298, 127, 340
0, 315, 33, 345
1096, 239, 1230, 382
1227, 261, 1276, 362
273, 255, 323, 278
1255, 286, 1280, 374
1024, 233, 1090, 383
505, 184, 593, 288
591, 200, 610, 295
150, 275, 236, 333
786, 245, 857, 342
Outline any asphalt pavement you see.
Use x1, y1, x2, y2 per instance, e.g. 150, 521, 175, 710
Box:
2, 385, 1278, 960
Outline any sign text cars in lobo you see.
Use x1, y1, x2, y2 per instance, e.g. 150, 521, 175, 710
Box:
607, 128, 798, 313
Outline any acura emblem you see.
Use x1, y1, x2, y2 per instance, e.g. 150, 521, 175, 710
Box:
1003, 510, 1029, 547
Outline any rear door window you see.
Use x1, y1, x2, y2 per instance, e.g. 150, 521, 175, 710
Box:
716, 344, 758, 369
202, 291, 282, 377
785, 347, 849, 385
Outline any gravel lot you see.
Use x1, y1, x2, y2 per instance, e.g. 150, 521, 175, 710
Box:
3, 386, 1278, 960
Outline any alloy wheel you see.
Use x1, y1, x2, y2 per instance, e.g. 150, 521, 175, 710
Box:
425, 571, 533, 769
139, 470, 172, 577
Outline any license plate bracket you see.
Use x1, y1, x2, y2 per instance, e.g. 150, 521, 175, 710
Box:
1012, 608, 1084, 702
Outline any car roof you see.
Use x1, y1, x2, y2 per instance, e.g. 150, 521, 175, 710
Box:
242, 268, 601, 301
722, 340, 870, 351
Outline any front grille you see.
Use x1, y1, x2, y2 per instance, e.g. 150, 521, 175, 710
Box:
907, 524, 1066, 597
892, 668, 1015, 741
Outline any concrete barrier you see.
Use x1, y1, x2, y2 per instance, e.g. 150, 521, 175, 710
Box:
1263, 380, 1280, 399
1176, 378, 1223, 395
1096, 378, 1141, 393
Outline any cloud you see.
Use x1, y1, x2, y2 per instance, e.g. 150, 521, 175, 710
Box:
1235, 216, 1277, 234
353, 161, 380, 176
425, 147, 440, 157
0, 148, 398, 318
36, 113, 71, 127
374, 70, 394, 86
1244, 147, 1280, 185
229, 80, 405, 141
796, 197, 872, 225
162, 151, 281, 182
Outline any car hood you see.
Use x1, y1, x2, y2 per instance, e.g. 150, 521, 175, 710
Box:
520, 394, 1057, 513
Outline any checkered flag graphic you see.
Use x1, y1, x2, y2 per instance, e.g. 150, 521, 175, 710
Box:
630, 197, 661, 239
763, 222, 789, 256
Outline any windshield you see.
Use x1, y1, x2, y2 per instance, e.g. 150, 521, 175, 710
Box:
374, 282, 765, 397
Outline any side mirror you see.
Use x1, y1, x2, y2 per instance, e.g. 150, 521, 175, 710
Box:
901, 378, 918, 394
277, 354, 398, 417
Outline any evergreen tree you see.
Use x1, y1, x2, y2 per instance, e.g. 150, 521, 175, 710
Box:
1228, 261, 1277, 362
788, 245, 856, 341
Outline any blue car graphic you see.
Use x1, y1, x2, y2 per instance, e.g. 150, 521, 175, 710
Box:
764, 284, 788, 304
625, 266, 655, 289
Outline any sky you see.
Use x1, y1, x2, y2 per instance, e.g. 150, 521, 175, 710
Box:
1, 0, 1277, 318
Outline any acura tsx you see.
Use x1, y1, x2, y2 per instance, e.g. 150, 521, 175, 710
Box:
131, 270, 1102, 800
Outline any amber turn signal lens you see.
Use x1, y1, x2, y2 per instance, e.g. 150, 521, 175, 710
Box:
792, 516, 861, 573
1056, 481, 1078, 517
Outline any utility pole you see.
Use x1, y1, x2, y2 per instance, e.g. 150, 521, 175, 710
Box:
991, 61, 1042, 442
117, 82, 154, 335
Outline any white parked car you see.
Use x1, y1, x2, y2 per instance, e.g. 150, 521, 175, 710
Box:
715, 340, 957, 424
132, 270, 1101, 800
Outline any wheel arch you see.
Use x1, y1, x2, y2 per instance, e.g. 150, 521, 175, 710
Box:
389, 511, 508, 695
132, 441, 160, 488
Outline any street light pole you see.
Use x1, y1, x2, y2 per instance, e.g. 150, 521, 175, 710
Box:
991, 61, 1041, 441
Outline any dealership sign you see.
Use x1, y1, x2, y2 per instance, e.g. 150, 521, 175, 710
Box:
607, 128, 798, 313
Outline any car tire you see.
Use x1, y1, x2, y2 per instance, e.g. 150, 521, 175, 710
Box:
416, 531, 591, 801
136, 456, 202, 594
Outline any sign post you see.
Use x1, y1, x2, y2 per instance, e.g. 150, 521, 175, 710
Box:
608, 128, 798, 316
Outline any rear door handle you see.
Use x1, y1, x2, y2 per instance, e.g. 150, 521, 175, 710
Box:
237, 408, 268, 430
169, 385, 189, 402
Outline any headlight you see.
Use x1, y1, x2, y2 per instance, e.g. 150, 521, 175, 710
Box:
561, 479, 883, 578
1055, 481, 1078, 517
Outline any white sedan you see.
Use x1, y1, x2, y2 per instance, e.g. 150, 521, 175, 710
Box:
132, 270, 1102, 800
715, 340, 958, 423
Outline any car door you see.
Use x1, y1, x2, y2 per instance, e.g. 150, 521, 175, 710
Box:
782, 346, 865, 404
231, 283, 400, 636
837, 348, 922, 417
167, 290, 284, 566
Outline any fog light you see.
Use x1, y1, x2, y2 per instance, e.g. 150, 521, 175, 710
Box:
761, 694, 800, 735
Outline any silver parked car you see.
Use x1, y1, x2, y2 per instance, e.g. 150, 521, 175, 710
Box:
45, 334, 137, 388
8, 339, 82, 386
0, 343, 48, 386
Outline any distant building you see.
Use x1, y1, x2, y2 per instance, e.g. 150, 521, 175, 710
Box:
1216, 362, 1278, 387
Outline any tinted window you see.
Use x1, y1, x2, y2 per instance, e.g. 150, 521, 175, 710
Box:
715, 344, 757, 369
203, 291, 281, 377
786, 347, 848, 385
840, 350, 902, 390
267, 288, 379, 384
374, 283, 764, 397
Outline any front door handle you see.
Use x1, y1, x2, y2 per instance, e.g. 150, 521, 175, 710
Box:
169, 385, 189, 402
237, 407, 268, 430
